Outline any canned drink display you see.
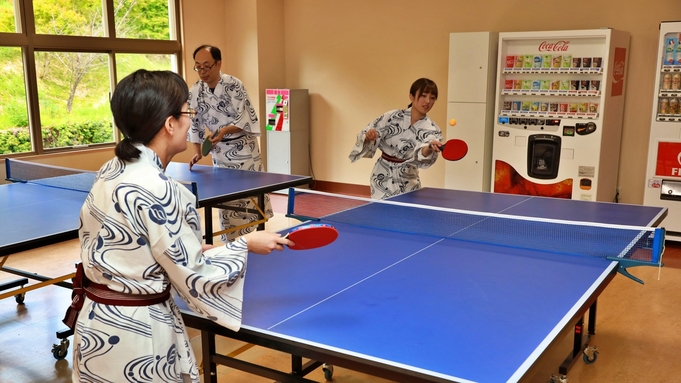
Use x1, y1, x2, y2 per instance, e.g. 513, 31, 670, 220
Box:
542, 54, 552, 68
524, 55, 534, 68
552, 55, 562, 68
582, 57, 592, 68
589, 103, 599, 113
521, 101, 532, 111
579, 102, 589, 113
559, 103, 569, 112
549, 103, 559, 112
512, 101, 521, 111
592, 57, 602, 68
540, 102, 549, 111
505, 79, 514, 90
534, 55, 542, 68
662, 73, 672, 90
560, 80, 570, 91
670, 98, 679, 114
515, 55, 524, 68
572, 57, 581, 68
506, 55, 516, 68
541, 80, 550, 90
569, 103, 578, 113
532, 80, 541, 90
503, 101, 512, 110
514, 79, 523, 90
580, 80, 590, 91
590, 80, 601, 91
551, 80, 561, 90
665, 37, 676, 65
562, 54, 572, 68
659, 98, 669, 114
571, 80, 580, 91
531, 102, 540, 111
672, 73, 681, 90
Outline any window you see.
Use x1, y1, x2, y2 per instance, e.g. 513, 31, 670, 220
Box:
0, 0, 183, 155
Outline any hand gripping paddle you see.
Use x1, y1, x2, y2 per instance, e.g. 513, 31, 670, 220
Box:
439, 139, 468, 161
201, 129, 220, 156
284, 224, 338, 250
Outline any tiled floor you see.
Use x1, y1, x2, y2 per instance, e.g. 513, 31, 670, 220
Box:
1, 194, 681, 383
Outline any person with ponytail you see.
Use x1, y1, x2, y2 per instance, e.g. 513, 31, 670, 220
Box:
69, 69, 292, 383
349, 78, 444, 199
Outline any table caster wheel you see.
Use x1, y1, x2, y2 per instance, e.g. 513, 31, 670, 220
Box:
549, 374, 568, 383
583, 345, 598, 364
15, 292, 25, 304
322, 363, 334, 381
52, 338, 70, 360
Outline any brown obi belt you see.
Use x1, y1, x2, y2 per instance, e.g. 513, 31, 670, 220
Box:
381, 152, 406, 163
62, 262, 171, 330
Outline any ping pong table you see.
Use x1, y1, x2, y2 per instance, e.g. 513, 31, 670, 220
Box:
179, 187, 667, 383
0, 158, 311, 356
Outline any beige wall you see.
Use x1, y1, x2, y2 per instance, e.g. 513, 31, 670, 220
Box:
273, 0, 681, 204
14, 0, 681, 205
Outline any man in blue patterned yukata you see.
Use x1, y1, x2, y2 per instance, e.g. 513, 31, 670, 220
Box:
187, 45, 273, 242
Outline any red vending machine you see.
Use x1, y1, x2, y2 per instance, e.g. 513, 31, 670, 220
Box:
491, 29, 630, 201
643, 21, 681, 241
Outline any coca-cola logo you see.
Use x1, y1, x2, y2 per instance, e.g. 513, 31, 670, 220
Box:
613, 61, 625, 76
538, 40, 570, 52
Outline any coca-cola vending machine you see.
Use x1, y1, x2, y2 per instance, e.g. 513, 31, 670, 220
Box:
491, 29, 630, 201
643, 21, 681, 241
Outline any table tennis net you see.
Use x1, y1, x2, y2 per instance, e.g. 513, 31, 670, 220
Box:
286, 189, 664, 266
5, 158, 95, 193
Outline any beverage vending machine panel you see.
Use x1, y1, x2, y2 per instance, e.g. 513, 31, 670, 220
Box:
643, 21, 681, 241
491, 29, 630, 201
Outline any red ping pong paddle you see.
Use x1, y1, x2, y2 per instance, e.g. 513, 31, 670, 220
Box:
284, 224, 338, 250
439, 139, 468, 161
201, 129, 220, 156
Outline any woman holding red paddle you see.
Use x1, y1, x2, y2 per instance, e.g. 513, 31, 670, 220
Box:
65, 70, 292, 383
349, 78, 444, 199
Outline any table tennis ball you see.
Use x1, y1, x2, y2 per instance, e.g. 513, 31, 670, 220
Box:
449, 119, 457, 126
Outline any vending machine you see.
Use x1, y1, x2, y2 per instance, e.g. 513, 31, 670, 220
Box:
491, 29, 630, 201
642, 21, 681, 241
265, 89, 310, 177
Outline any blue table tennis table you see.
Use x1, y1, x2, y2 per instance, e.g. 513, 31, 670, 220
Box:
179, 187, 667, 383
0, 158, 311, 356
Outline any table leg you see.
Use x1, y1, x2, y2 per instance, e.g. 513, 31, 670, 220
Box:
205, 206, 213, 245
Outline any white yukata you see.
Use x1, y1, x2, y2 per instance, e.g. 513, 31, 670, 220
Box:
73, 145, 250, 383
349, 108, 442, 199
187, 73, 273, 242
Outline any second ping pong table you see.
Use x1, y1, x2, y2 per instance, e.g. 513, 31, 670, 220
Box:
180, 187, 667, 383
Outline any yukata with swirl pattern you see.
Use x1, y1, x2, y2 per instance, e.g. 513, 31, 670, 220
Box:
349, 78, 443, 199
187, 45, 273, 242
71, 69, 290, 383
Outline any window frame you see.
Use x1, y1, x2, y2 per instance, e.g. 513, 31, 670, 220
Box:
0, 0, 184, 156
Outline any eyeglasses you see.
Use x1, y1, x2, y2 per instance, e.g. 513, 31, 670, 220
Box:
178, 108, 197, 119
193, 61, 218, 72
